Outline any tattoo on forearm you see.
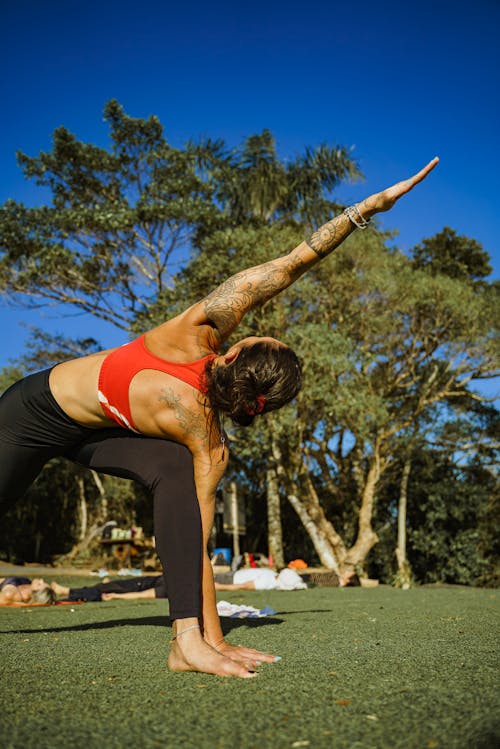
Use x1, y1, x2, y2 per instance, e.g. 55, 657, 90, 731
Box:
306, 214, 351, 257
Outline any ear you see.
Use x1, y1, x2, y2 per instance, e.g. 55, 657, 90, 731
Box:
224, 348, 240, 364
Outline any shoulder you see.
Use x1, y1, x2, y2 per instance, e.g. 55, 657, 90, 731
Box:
147, 307, 222, 356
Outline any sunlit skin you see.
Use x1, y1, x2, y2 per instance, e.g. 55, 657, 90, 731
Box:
42, 158, 439, 677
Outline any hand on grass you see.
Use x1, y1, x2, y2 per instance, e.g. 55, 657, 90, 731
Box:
215, 640, 280, 666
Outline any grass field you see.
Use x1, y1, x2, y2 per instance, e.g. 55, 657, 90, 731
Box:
0, 581, 498, 749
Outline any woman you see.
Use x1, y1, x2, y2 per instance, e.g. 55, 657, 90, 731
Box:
0, 574, 165, 605
0, 574, 162, 604
0, 157, 439, 677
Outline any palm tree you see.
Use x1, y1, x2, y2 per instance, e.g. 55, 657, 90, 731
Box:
193, 129, 361, 227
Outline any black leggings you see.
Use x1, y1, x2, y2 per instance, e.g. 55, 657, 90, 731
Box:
0, 369, 202, 620
67, 575, 167, 602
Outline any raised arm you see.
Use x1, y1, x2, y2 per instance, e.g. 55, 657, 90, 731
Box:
194, 157, 439, 342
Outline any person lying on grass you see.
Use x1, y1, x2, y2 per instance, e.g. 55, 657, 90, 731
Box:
0, 568, 307, 606
0, 575, 56, 605
0, 157, 438, 676
0, 574, 167, 606
0, 574, 169, 605
95, 568, 309, 597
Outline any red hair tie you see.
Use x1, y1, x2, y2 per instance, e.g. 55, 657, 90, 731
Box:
247, 395, 266, 416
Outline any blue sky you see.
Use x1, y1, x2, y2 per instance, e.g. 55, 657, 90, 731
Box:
1, 0, 499, 374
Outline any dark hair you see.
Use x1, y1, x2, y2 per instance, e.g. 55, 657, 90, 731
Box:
204, 341, 302, 426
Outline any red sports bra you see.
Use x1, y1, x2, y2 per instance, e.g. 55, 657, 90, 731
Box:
97, 335, 216, 432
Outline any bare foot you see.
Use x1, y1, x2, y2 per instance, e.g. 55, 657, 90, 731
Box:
168, 629, 257, 678
50, 582, 69, 596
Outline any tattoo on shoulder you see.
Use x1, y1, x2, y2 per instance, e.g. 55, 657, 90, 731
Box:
158, 387, 209, 443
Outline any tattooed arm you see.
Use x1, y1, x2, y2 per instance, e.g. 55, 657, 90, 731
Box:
156, 386, 230, 646
190, 158, 439, 342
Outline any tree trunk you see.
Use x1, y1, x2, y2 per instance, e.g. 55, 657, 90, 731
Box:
271, 431, 344, 570
342, 446, 382, 573
266, 461, 285, 569
269, 424, 387, 578
63, 471, 108, 563
286, 490, 341, 571
76, 475, 88, 541
395, 457, 412, 588
33, 530, 42, 561
90, 470, 108, 524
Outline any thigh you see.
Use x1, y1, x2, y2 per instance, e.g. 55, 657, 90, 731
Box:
0, 441, 52, 513
67, 429, 191, 489
0, 369, 88, 509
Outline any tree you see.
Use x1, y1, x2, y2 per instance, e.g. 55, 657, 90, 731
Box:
411, 227, 492, 284
289, 234, 498, 577
364, 421, 499, 587
0, 100, 217, 330
0, 365, 25, 395
404, 448, 497, 585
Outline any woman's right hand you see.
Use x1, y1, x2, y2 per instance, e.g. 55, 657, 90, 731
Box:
215, 639, 281, 666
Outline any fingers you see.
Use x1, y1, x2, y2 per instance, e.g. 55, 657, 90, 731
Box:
229, 646, 281, 664
420, 155, 440, 174
381, 156, 439, 208
364, 156, 439, 215
408, 156, 439, 188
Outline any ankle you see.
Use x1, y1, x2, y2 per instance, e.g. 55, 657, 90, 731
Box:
170, 623, 200, 643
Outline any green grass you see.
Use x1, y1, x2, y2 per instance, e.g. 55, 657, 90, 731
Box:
0, 581, 499, 749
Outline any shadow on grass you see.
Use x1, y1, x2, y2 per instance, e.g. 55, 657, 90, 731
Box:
0, 614, 293, 636
273, 609, 333, 615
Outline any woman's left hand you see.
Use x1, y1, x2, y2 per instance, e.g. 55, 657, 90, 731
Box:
215, 640, 281, 666
362, 157, 439, 216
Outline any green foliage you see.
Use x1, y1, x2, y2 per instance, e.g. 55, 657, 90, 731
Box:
406, 452, 495, 585
411, 226, 492, 283
166, 136, 499, 578
192, 128, 361, 226
0, 100, 217, 330
0, 364, 25, 394
0, 453, 151, 564
368, 441, 498, 586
